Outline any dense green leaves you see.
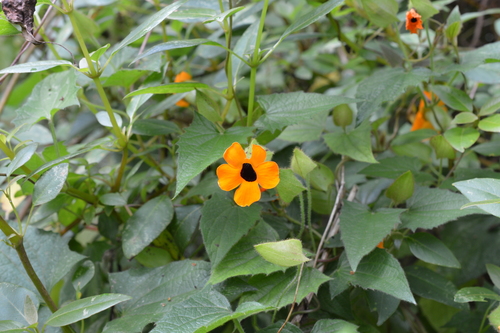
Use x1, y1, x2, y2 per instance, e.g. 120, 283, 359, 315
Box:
406, 233, 460, 268
175, 114, 253, 197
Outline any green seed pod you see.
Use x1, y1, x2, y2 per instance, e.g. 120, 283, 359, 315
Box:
254, 239, 310, 267
291, 148, 317, 179
333, 104, 353, 128
385, 170, 415, 205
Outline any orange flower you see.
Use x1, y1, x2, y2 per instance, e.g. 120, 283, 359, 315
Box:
406, 9, 423, 34
174, 71, 192, 107
217, 142, 280, 207
376, 241, 384, 249
411, 91, 445, 131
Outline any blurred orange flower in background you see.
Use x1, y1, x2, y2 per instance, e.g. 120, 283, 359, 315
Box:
174, 71, 192, 107
411, 91, 446, 131
406, 9, 423, 34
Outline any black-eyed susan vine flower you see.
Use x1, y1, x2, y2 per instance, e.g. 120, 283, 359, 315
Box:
174, 71, 192, 107
217, 142, 280, 207
406, 8, 423, 34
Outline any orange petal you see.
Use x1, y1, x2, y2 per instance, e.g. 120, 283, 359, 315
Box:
411, 109, 434, 131
234, 181, 261, 207
249, 144, 267, 166
174, 71, 192, 83
176, 99, 189, 107
406, 9, 423, 34
217, 164, 243, 191
255, 161, 280, 189
377, 241, 384, 249
223, 142, 246, 168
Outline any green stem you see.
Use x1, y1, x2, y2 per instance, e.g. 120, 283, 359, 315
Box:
48, 120, 60, 158
246, 0, 270, 126
298, 192, 306, 238
233, 319, 245, 333
112, 144, 129, 192
306, 177, 316, 252
220, 0, 236, 123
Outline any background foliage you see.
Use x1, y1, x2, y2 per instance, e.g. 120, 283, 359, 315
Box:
1, 0, 500, 332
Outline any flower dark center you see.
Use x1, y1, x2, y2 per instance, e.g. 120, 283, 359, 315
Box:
240, 163, 257, 182
411, 17, 417, 22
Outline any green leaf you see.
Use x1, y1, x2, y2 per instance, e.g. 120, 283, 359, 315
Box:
268, 0, 344, 56
104, 261, 211, 333
134, 39, 223, 63
170, 205, 202, 252
340, 201, 403, 271
259, 322, 303, 333
443, 127, 479, 152
0, 226, 85, 294
0, 320, 23, 331
406, 266, 467, 310
23, 295, 37, 325
0, 60, 73, 74
452, 112, 478, 124
430, 135, 456, 159
486, 264, 500, 290
454, 287, 500, 303
479, 96, 500, 116
99, 193, 127, 206
13, 70, 80, 128
125, 82, 211, 98
0, 283, 39, 326
479, 114, 500, 132
309, 163, 335, 192
324, 121, 377, 163
46, 294, 131, 326
232, 21, 259, 81
200, 193, 261, 270
290, 148, 317, 179
401, 187, 483, 230
135, 246, 173, 268
6, 143, 38, 177
366, 290, 400, 325
102, 69, 149, 87
240, 267, 331, 308
72, 260, 95, 291
276, 169, 306, 204
175, 113, 253, 197
32, 163, 68, 206
122, 196, 174, 259
409, 0, 439, 20
445, 6, 462, 40
356, 68, 432, 123
331, 250, 415, 304
195, 89, 222, 123
454, 178, 500, 217
0, 11, 19, 36
210, 221, 285, 284
132, 119, 181, 136
204, 6, 245, 23
151, 289, 272, 333
360, 156, 421, 179
431, 85, 473, 112
361, 0, 398, 28
490, 305, 500, 331
255, 91, 356, 132
279, 112, 328, 143
111, 0, 189, 56
255, 239, 310, 267
406, 233, 460, 268
311, 319, 359, 333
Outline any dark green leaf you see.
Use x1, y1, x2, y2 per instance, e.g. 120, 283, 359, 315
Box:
486, 264, 500, 289
361, 0, 398, 28
431, 85, 473, 112
72, 260, 95, 291
132, 119, 181, 136
406, 233, 460, 268
405, 265, 467, 309
366, 290, 400, 325
360, 156, 421, 179
311, 319, 359, 333
99, 193, 127, 206
170, 205, 202, 252
122, 196, 174, 258
340, 201, 403, 271
276, 169, 306, 204
200, 193, 261, 269
134, 39, 222, 63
